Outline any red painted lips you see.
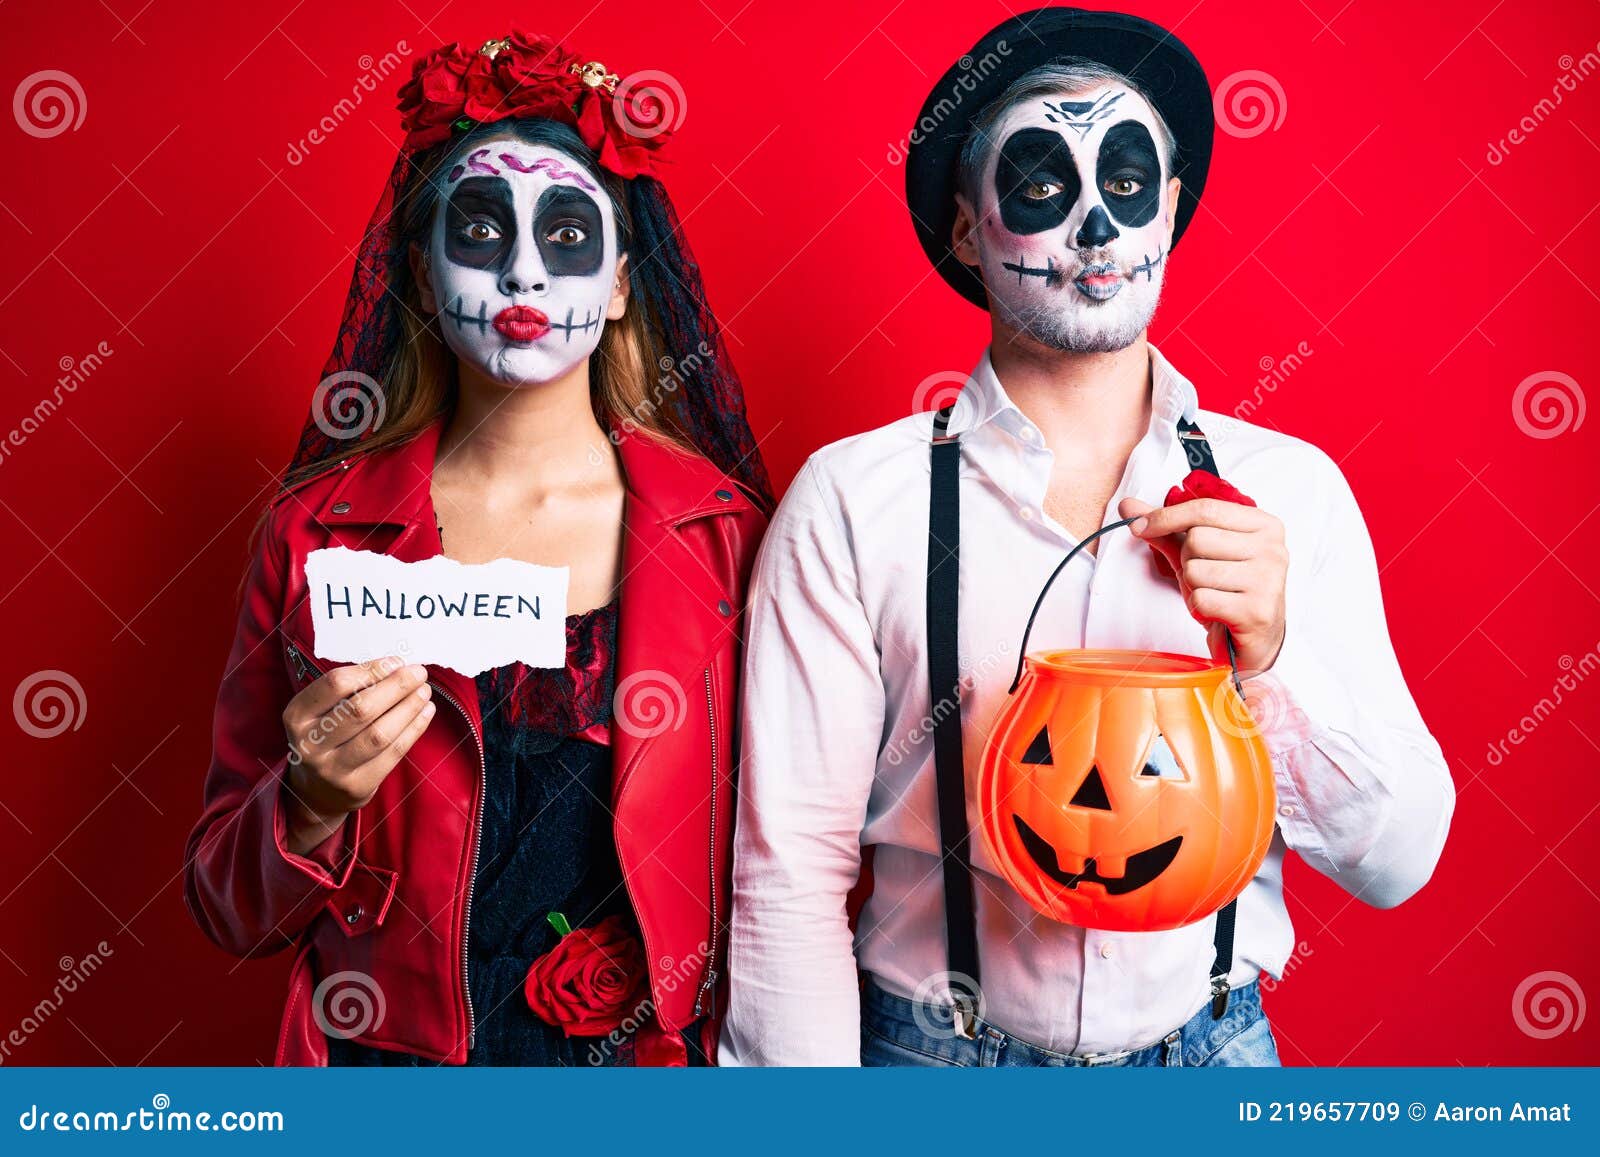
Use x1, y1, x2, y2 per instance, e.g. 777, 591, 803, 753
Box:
493, 305, 550, 342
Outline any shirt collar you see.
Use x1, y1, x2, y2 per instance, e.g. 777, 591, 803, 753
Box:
949, 341, 1199, 440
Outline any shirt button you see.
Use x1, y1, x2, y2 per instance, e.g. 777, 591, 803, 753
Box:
717, 599, 732, 616
1018, 506, 1034, 520
331, 501, 351, 514
1279, 804, 1296, 817
1018, 426, 1036, 442
1099, 942, 1115, 959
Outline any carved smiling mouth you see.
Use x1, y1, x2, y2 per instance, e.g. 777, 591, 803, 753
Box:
1012, 814, 1183, 895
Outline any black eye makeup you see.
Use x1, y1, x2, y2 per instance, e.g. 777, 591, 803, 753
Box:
443, 177, 515, 270
1095, 121, 1161, 229
995, 127, 1082, 236
533, 185, 605, 277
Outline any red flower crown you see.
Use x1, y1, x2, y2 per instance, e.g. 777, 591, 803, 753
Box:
396, 29, 673, 179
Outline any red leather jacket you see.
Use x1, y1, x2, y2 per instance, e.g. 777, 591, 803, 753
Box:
183, 419, 765, 1064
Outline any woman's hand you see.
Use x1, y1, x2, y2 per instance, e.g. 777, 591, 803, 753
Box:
281, 657, 435, 855
1118, 495, 1289, 678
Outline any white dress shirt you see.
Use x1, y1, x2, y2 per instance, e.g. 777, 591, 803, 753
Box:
720, 345, 1454, 1065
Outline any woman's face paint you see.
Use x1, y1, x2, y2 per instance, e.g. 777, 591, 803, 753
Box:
426, 137, 619, 386
970, 86, 1173, 353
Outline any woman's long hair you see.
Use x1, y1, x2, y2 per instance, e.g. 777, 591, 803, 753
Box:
283, 117, 771, 507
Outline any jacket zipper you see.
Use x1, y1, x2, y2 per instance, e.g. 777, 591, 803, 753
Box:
285, 639, 484, 1052
286, 641, 313, 683
428, 678, 484, 1051
693, 667, 720, 1018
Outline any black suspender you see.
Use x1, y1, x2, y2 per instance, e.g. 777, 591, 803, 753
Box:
925, 404, 1240, 1034
926, 405, 981, 1038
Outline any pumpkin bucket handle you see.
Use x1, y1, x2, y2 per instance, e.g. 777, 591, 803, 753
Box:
1006, 516, 1242, 696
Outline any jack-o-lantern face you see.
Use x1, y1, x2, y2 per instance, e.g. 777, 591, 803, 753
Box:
978, 650, 1276, 932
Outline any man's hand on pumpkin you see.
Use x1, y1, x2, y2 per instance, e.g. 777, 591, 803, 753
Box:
1117, 489, 1288, 679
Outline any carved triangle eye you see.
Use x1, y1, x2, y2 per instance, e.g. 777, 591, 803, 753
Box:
1021, 724, 1052, 765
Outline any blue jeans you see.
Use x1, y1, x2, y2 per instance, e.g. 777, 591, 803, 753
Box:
860, 976, 1281, 1067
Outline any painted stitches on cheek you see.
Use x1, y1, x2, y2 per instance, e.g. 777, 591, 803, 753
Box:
1096, 121, 1161, 229
995, 127, 1081, 236
443, 176, 515, 272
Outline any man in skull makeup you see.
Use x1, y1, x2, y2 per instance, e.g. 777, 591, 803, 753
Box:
963, 78, 1176, 353
723, 8, 1452, 1067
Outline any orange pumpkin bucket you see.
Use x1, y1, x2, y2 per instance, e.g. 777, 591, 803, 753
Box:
976, 519, 1276, 932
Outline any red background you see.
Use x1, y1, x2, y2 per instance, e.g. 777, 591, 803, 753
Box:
1, 0, 1597, 1066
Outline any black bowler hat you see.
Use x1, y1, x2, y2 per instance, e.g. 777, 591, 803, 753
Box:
905, 6, 1214, 308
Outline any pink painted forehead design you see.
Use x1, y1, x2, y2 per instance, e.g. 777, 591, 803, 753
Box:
446, 147, 598, 192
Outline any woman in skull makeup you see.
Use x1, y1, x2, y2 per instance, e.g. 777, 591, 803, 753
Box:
184, 32, 771, 1067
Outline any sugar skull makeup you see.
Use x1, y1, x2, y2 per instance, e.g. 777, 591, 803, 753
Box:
426, 138, 620, 385
967, 86, 1174, 353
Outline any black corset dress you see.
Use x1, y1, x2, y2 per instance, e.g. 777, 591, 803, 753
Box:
325, 600, 638, 1067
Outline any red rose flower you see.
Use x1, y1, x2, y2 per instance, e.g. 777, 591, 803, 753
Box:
392, 30, 672, 178
1162, 468, 1256, 511
396, 42, 475, 151
1145, 469, 1258, 581
494, 29, 584, 118
523, 914, 648, 1037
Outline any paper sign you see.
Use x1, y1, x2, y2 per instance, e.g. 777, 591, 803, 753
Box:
304, 547, 569, 676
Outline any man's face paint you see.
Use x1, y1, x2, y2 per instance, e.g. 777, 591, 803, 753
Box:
427, 137, 619, 385
971, 86, 1172, 353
